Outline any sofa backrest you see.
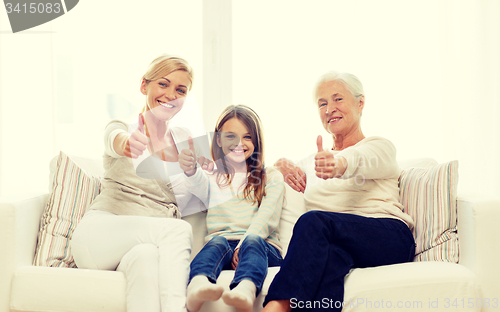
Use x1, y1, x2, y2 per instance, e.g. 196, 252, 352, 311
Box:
47, 155, 440, 261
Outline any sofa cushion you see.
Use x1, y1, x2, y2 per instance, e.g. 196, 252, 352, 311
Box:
343, 262, 481, 312
199, 267, 280, 312
194, 262, 481, 312
399, 161, 459, 262
10, 266, 126, 312
33, 152, 103, 267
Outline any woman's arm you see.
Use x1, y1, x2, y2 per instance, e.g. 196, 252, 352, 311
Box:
106, 116, 148, 159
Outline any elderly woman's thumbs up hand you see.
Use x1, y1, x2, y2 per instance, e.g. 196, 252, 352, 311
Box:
315, 135, 347, 180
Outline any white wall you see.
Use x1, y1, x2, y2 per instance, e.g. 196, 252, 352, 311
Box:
0, 0, 203, 197
1, 0, 498, 198
0, 17, 54, 198
229, 0, 500, 196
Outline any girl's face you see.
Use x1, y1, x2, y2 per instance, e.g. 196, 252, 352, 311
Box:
217, 118, 255, 166
140, 70, 191, 122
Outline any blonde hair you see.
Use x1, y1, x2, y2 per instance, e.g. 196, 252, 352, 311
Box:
141, 55, 194, 113
211, 105, 267, 206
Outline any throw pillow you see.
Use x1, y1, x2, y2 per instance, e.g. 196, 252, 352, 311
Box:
33, 151, 103, 267
399, 160, 459, 262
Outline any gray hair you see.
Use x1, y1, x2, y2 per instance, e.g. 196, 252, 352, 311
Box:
313, 71, 364, 102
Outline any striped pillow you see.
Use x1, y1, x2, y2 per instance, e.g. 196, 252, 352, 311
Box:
33, 152, 102, 267
399, 161, 459, 263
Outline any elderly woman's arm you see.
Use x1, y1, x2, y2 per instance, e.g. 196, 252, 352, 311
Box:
315, 136, 400, 180
274, 158, 307, 193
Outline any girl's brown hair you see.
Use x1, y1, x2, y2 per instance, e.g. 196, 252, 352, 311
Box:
211, 105, 266, 206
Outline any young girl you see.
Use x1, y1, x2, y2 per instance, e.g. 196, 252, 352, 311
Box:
179, 105, 285, 312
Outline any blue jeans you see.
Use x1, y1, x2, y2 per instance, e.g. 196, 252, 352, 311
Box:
189, 234, 283, 295
264, 211, 416, 311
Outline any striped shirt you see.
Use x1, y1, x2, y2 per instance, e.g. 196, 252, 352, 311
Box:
184, 166, 285, 253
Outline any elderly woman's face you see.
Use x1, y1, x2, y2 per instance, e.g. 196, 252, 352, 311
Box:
316, 80, 364, 136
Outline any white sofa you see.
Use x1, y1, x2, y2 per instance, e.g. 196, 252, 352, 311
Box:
1, 156, 499, 312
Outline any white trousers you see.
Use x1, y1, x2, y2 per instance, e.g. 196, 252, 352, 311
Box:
71, 209, 193, 312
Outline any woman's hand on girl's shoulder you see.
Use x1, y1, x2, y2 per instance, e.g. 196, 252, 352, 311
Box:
274, 158, 307, 193
197, 156, 215, 173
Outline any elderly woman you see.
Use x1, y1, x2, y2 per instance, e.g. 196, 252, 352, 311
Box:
262, 72, 415, 312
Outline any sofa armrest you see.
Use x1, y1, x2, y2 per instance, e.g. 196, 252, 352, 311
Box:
457, 195, 500, 307
0, 193, 48, 312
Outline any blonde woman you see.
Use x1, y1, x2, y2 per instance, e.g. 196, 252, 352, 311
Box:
71, 55, 205, 312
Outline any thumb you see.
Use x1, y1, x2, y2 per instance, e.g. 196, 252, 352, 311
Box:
138, 114, 145, 135
316, 135, 324, 152
188, 136, 195, 153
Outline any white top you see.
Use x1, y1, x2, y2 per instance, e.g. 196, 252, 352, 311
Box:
299, 136, 414, 229
88, 119, 208, 218
185, 167, 285, 252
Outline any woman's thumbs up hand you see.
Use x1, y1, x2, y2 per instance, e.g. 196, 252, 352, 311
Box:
179, 136, 197, 176
122, 114, 148, 159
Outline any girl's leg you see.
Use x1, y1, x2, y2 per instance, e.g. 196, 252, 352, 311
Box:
71, 209, 192, 312
223, 234, 283, 312
230, 234, 282, 294
189, 236, 234, 283
187, 236, 234, 311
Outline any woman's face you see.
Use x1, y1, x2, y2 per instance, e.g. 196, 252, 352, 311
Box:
316, 80, 364, 136
141, 70, 191, 122
217, 118, 255, 166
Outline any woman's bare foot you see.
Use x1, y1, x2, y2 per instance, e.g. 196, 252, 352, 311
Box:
262, 299, 292, 312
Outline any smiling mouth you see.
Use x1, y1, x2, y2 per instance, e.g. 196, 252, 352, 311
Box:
158, 100, 174, 108
230, 148, 247, 155
328, 117, 342, 123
